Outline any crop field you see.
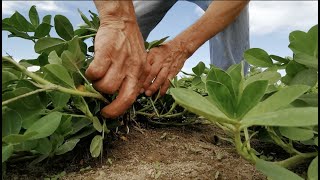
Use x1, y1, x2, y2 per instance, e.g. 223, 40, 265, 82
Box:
2, 6, 318, 180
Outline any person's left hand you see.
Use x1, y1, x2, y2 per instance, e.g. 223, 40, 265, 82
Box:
141, 40, 193, 96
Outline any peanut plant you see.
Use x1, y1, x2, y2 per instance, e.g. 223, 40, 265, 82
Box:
2, 5, 318, 180
170, 25, 318, 179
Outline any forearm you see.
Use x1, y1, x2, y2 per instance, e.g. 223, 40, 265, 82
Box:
174, 1, 249, 56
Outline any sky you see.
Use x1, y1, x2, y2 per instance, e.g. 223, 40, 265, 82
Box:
2, 1, 318, 73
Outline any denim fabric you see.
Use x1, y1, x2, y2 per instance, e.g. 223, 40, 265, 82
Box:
133, 0, 249, 72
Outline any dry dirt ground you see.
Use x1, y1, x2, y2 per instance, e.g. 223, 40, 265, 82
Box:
6, 124, 267, 180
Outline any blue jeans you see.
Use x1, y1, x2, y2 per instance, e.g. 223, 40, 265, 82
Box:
133, 0, 249, 71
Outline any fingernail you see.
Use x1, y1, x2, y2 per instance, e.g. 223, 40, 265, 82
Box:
140, 88, 144, 94
145, 90, 152, 96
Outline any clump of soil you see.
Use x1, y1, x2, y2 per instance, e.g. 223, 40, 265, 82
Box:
5, 124, 266, 180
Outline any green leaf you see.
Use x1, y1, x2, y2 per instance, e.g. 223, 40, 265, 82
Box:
60, 37, 86, 72
294, 53, 318, 69
14, 140, 38, 152
25, 112, 62, 140
56, 115, 73, 136
255, 159, 303, 180
68, 127, 95, 141
35, 138, 52, 154
246, 85, 310, 116
42, 64, 75, 88
227, 62, 244, 98
42, 15, 52, 24
289, 30, 307, 43
70, 117, 91, 135
48, 51, 62, 64
78, 9, 93, 27
244, 48, 273, 67
54, 15, 74, 41
90, 135, 103, 158
244, 71, 281, 87
289, 25, 318, 69
281, 60, 308, 85
2, 108, 22, 137
289, 69, 318, 87
191, 76, 202, 86
236, 80, 268, 119
50, 133, 64, 151
192, 62, 205, 76
34, 37, 66, 54
61, 50, 83, 72
2, 144, 14, 163
241, 107, 318, 128
10, 11, 35, 32
2, 132, 38, 144
297, 92, 317, 107
307, 156, 318, 180
270, 55, 290, 64
207, 68, 235, 98
34, 23, 52, 38
170, 88, 234, 124
147, 36, 169, 49
92, 117, 102, 132
49, 91, 70, 109
2, 71, 18, 85
314, 137, 318, 146
3, 88, 45, 124
279, 127, 314, 141
55, 139, 80, 155
206, 80, 235, 117
29, 5, 40, 27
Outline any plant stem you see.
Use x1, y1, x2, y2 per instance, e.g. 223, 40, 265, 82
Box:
78, 33, 96, 39
234, 125, 257, 163
244, 127, 251, 151
2, 88, 49, 106
149, 97, 160, 117
180, 71, 196, 76
275, 152, 318, 169
2, 56, 109, 103
161, 103, 177, 116
266, 127, 301, 155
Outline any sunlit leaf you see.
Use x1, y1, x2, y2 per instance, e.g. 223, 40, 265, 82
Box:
244, 48, 273, 67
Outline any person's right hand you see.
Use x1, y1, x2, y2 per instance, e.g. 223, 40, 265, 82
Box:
85, 15, 148, 118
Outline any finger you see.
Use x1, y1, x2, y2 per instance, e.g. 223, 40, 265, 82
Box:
145, 67, 169, 96
138, 62, 151, 93
85, 51, 112, 81
160, 74, 174, 96
143, 64, 161, 90
101, 77, 139, 118
92, 63, 125, 94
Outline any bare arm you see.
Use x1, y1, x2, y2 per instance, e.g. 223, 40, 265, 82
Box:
143, 1, 250, 96
175, 1, 249, 55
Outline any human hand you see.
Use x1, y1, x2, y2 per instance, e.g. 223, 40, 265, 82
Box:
142, 40, 193, 96
85, 17, 147, 118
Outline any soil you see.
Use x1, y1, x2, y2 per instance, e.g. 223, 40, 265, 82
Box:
5, 123, 267, 180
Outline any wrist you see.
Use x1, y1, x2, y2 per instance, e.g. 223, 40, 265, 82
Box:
170, 35, 198, 58
94, 1, 137, 24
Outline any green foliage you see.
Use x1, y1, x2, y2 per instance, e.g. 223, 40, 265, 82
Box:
171, 24, 318, 179
2, 6, 184, 167
2, 6, 317, 179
